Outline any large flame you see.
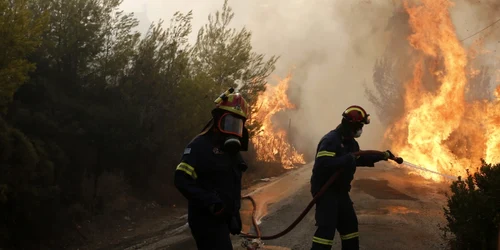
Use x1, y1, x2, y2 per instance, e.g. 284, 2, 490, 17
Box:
386, 0, 500, 181
250, 74, 305, 169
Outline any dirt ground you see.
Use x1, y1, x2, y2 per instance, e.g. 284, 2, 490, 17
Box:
68, 202, 187, 250
67, 161, 289, 250
84, 162, 453, 250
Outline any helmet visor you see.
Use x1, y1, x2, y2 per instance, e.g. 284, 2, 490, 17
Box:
218, 113, 244, 137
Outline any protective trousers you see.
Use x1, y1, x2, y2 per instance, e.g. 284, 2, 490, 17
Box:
190, 220, 233, 250
311, 192, 359, 250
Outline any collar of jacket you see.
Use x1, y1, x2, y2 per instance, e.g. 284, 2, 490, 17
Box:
335, 123, 353, 141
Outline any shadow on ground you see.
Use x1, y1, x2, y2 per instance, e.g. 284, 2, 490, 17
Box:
353, 179, 418, 200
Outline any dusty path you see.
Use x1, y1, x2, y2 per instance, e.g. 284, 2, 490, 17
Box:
122, 163, 452, 250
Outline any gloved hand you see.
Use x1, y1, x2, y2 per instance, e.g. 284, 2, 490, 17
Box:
383, 150, 395, 160
229, 214, 242, 235
208, 202, 226, 216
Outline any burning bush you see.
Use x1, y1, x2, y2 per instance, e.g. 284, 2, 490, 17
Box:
248, 74, 305, 169
441, 160, 500, 250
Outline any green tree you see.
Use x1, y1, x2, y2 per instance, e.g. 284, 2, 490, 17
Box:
0, 0, 281, 248
190, 0, 278, 116
2, 0, 146, 247
120, 12, 195, 189
12, 0, 142, 206
0, 0, 47, 112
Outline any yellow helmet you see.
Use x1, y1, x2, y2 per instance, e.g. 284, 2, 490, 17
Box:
213, 88, 249, 120
197, 88, 250, 151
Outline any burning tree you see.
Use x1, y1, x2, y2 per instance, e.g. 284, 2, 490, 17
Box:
247, 74, 305, 169
364, 56, 406, 126
365, 0, 500, 181
364, 8, 412, 127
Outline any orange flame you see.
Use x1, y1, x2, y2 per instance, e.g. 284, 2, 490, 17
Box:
386, 0, 500, 181
250, 74, 305, 169
486, 85, 500, 164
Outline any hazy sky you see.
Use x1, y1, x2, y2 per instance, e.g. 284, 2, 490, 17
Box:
120, 0, 249, 43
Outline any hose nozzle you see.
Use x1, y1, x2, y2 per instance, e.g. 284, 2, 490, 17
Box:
392, 157, 404, 164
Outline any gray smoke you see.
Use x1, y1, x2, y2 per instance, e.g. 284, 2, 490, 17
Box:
232, 0, 399, 158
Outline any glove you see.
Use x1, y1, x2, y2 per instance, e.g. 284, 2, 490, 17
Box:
208, 202, 226, 216
383, 150, 395, 160
229, 214, 242, 235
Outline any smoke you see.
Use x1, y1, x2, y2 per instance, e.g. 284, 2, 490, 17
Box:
459, 0, 500, 42
227, 0, 399, 157
453, 0, 500, 89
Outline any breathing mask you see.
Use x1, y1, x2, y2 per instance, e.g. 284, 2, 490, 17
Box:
342, 119, 364, 139
354, 127, 363, 138
218, 113, 246, 154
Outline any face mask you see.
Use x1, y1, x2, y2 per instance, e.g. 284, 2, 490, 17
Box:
354, 128, 363, 138
217, 113, 245, 154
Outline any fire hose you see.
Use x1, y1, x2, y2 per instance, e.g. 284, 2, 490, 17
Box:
239, 150, 404, 248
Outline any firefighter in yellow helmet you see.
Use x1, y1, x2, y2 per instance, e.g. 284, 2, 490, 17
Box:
174, 88, 249, 250
310, 105, 395, 250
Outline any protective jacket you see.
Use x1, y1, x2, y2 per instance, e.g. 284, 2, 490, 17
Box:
310, 125, 387, 195
174, 133, 247, 249
310, 125, 388, 250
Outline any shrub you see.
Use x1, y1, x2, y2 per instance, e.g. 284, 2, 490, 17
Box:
441, 160, 500, 250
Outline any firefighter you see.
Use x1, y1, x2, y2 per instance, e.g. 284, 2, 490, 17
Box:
310, 105, 395, 250
174, 88, 250, 250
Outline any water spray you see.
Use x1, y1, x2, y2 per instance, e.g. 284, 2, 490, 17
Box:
400, 160, 458, 181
